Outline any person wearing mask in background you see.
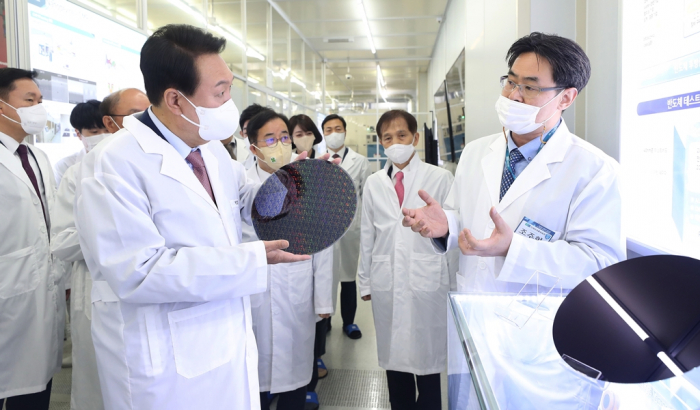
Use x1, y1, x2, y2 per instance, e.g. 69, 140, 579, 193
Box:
0, 68, 65, 410
53, 100, 109, 186
289, 113, 330, 396
289, 114, 322, 159
322, 113, 370, 340
221, 103, 270, 170
99, 88, 150, 134
358, 110, 456, 410
74, 24, 313, 410
51, 100, 110, 410
244, 110, 334, 410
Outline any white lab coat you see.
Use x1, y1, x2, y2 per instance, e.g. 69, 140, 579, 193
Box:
331, 147, 370, 304
0, 140, 65, 398
50, 163, 104, 410
243, 163, 334, 393
74, 115, 268, 410
438, 120, 625, 292
54, 148, 85, 186
358, 155, 456, 375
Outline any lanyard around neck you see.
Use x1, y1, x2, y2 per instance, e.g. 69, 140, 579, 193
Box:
503, 121, 560, 177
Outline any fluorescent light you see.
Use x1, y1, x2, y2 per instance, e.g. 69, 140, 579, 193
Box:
359, 0, 376, 54
291, 76, 306, 89
246, 48, 265, 61
168, 0, 206, 24
247, 76, 259, 84
586, 277, 650, 341
376, 64, 386, 87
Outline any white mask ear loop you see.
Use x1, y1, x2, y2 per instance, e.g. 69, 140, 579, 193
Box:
110, 116, 122, 130
0, 99, 22, 126
177, 92, 202, 128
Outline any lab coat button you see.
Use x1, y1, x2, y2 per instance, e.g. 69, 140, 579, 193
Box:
479, 262, 486, 270
487, 221, 495, 229
33, 198, 38, 205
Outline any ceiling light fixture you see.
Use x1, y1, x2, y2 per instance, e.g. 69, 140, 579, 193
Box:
359, 0, 376, 54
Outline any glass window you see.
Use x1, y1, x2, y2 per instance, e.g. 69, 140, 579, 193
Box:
246, 0, 267, 87
231, 77, 246, 110
248, 87, 266, 107
210, 0, 244, 77
271, 9, 289, 98
147, 0, 206, 31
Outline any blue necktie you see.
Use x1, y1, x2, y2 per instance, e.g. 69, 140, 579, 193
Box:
500, 148, 525, 201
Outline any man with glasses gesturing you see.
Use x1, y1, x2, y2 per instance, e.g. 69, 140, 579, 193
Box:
402, 32, 625, 294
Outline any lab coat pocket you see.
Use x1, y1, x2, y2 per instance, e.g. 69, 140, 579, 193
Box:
370, 255, 392, 292
0, 246, 39, 299
288, 260, 313, 305
409, 254, 443, 292
168, 300, 236, 379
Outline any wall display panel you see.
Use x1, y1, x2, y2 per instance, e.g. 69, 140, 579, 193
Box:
27, 0, 146, 150
621, 0, 700, 258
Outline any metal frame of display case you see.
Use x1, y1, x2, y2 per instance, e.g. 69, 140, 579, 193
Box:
449, 294, 499, 410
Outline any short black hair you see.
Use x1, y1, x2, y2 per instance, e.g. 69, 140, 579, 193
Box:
240, 103, 272, 130
140, 24, 226, 106
289, 114, 322, 146
321, 114, 346, 131
70, 100, 106, 132
376, 110, 417, 136
247, 110, 290, 146
0, 68, 37, 100
506, 32, 591, 92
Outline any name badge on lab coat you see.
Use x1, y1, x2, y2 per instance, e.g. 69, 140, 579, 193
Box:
514, 217, 560, 242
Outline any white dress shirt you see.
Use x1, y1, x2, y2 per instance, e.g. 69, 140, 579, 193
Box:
0, 131, 50, 227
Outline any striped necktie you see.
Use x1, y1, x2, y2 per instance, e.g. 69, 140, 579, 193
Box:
499, 148, 525, 201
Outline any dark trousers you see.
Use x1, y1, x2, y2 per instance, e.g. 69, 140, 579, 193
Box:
0, 379, 52, 410
308, 318, 329, 392
340, 281, 357, 327
260, 385, 307, 410
386, 371, 441, 410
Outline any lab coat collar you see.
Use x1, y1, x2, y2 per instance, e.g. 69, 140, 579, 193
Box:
123, 115, 220, 213
0, 131, 46, 199
492, 120, 571, 212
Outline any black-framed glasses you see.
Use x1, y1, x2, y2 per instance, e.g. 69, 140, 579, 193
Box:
256, 135, 292, 148
500, 76, 565, 99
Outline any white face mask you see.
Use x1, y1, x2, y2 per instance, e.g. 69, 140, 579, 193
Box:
294, 134, 315, 153
253, 142, 292, 171
495, 91, 563, 134
325, 132, 345, 150
178, 92, 240, 141
384, 136, 417, 165
1, 100, 48, 135
82, 133, 110, 152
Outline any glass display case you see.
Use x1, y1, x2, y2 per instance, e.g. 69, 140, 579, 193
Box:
448, 292, 700, 410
